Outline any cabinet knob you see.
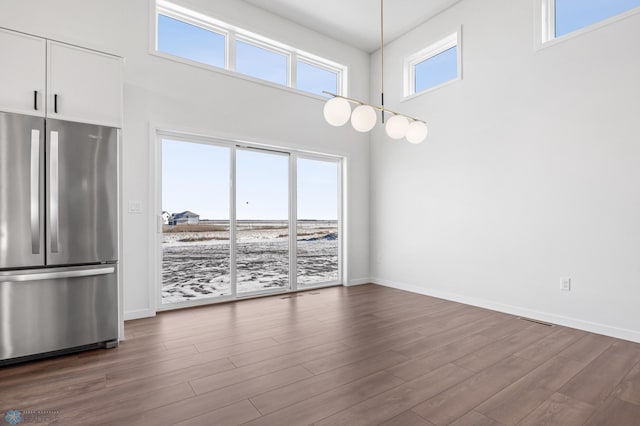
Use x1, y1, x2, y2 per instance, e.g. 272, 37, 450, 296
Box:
54, 94, 58, 113
34, 90, 38, 111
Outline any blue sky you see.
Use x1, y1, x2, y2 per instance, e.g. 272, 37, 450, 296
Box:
555, 0, 640, 36
163, 140, 338, 220
162, 140, 230, 220
236, 149, 288, 220
415, 46, 457, 93
158, 15, 225, 68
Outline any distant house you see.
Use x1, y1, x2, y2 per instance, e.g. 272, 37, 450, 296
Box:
169, 211, 200, 225
161, 211, 171, 225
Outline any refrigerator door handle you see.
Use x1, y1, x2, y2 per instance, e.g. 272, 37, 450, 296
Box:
0, 266, 115, 283
30, 129, 41, 254
50, 130, 60, 253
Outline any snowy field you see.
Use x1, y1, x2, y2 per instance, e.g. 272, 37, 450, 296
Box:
162, 221, 338, 303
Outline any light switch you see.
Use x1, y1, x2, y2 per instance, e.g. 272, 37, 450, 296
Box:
128, 201, 142, 214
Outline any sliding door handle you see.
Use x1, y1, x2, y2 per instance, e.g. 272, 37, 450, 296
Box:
50, 130, 60, 253
30, 129, 41, 254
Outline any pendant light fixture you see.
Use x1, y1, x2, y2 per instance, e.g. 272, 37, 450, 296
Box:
322, 0, 428, 144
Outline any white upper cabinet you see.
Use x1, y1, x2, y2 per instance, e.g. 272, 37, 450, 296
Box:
0, 28, 47, 117
47, 41, 123, 127
0, 28, 123, 127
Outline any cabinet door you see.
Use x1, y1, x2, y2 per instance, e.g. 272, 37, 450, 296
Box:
47, 41, 122, 127
0, 29, 46, 117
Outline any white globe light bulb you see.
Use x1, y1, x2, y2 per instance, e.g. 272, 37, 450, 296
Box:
350, 105, 377, 132
323, 97, 351, 127
406, 121, 428, 144
385, 115, 409, 139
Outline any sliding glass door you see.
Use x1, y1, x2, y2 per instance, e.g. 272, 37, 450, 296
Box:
236, 148, 290, 295
159, 134, 342, 308
161, 139, 231, 304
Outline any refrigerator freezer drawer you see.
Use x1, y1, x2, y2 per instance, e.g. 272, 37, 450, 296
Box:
0, 264, 118, 363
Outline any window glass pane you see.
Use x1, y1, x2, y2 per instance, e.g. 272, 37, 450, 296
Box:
236, 41, 288, 85
555, 0, 640, 37
414, 46, 458, 94
297, 158, 339, 286
162, 139, 231, 304
296, 61, 337, 97
157, 15, 225, 68
236, 150, 289, 294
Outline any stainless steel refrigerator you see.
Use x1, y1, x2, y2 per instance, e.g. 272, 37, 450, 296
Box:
0, 111, 118, 365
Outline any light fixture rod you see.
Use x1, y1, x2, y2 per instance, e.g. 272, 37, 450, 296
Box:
322, 91, 425, 124
381, 0, 385, 123
320, 0, 428, 143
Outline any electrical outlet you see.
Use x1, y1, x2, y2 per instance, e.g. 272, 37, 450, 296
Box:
560, 277, 571, 291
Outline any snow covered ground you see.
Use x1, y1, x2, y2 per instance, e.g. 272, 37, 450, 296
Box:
162, 222, 338, 303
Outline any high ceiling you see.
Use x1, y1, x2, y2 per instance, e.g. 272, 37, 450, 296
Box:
241, 0, 462, 52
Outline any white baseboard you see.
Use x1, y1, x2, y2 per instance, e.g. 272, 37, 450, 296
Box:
346, 278, 371, 286
124, 308, 156, 321
371, 277, 640, 344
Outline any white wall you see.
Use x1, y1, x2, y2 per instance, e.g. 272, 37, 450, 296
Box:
370, 0, 640, 341
0, 0, 371, 319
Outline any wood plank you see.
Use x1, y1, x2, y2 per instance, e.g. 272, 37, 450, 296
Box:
378, 410, 434, 426
559, 340, 640, 406
123, 366, 312, 426
615, 360, 640, 405
518, 393, 594, 426
60, 382, 195, 425
189, 341, 349, 395
452, 324, 553, 372
412, 355, 538, 425
228, 335, 350, 368
514, 327, 586, 364
3, 357, 235, 419
384, 317, 533, 383
173, 400, 261, 426
314, 363, 473, 426
301, 330, 424, 375
393, 313, 504, 360
448, 411, 502, 426
250, 351, 408, 415
584, 397, 640, 426
0, 370, 105, 407
475, 355, 586, 424
241, 371, 404, 426
388, 332, 493, 381
557, 333, 615, 364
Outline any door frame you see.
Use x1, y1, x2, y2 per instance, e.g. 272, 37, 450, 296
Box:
151, 128, 345, 312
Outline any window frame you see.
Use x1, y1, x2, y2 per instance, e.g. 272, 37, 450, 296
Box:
152, 0, 347, 98
403, 30, 461, 99
235, 35, 291, 86
295, 56, 344, 97
539, 0, 640, 47
156, 12, 229, 69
